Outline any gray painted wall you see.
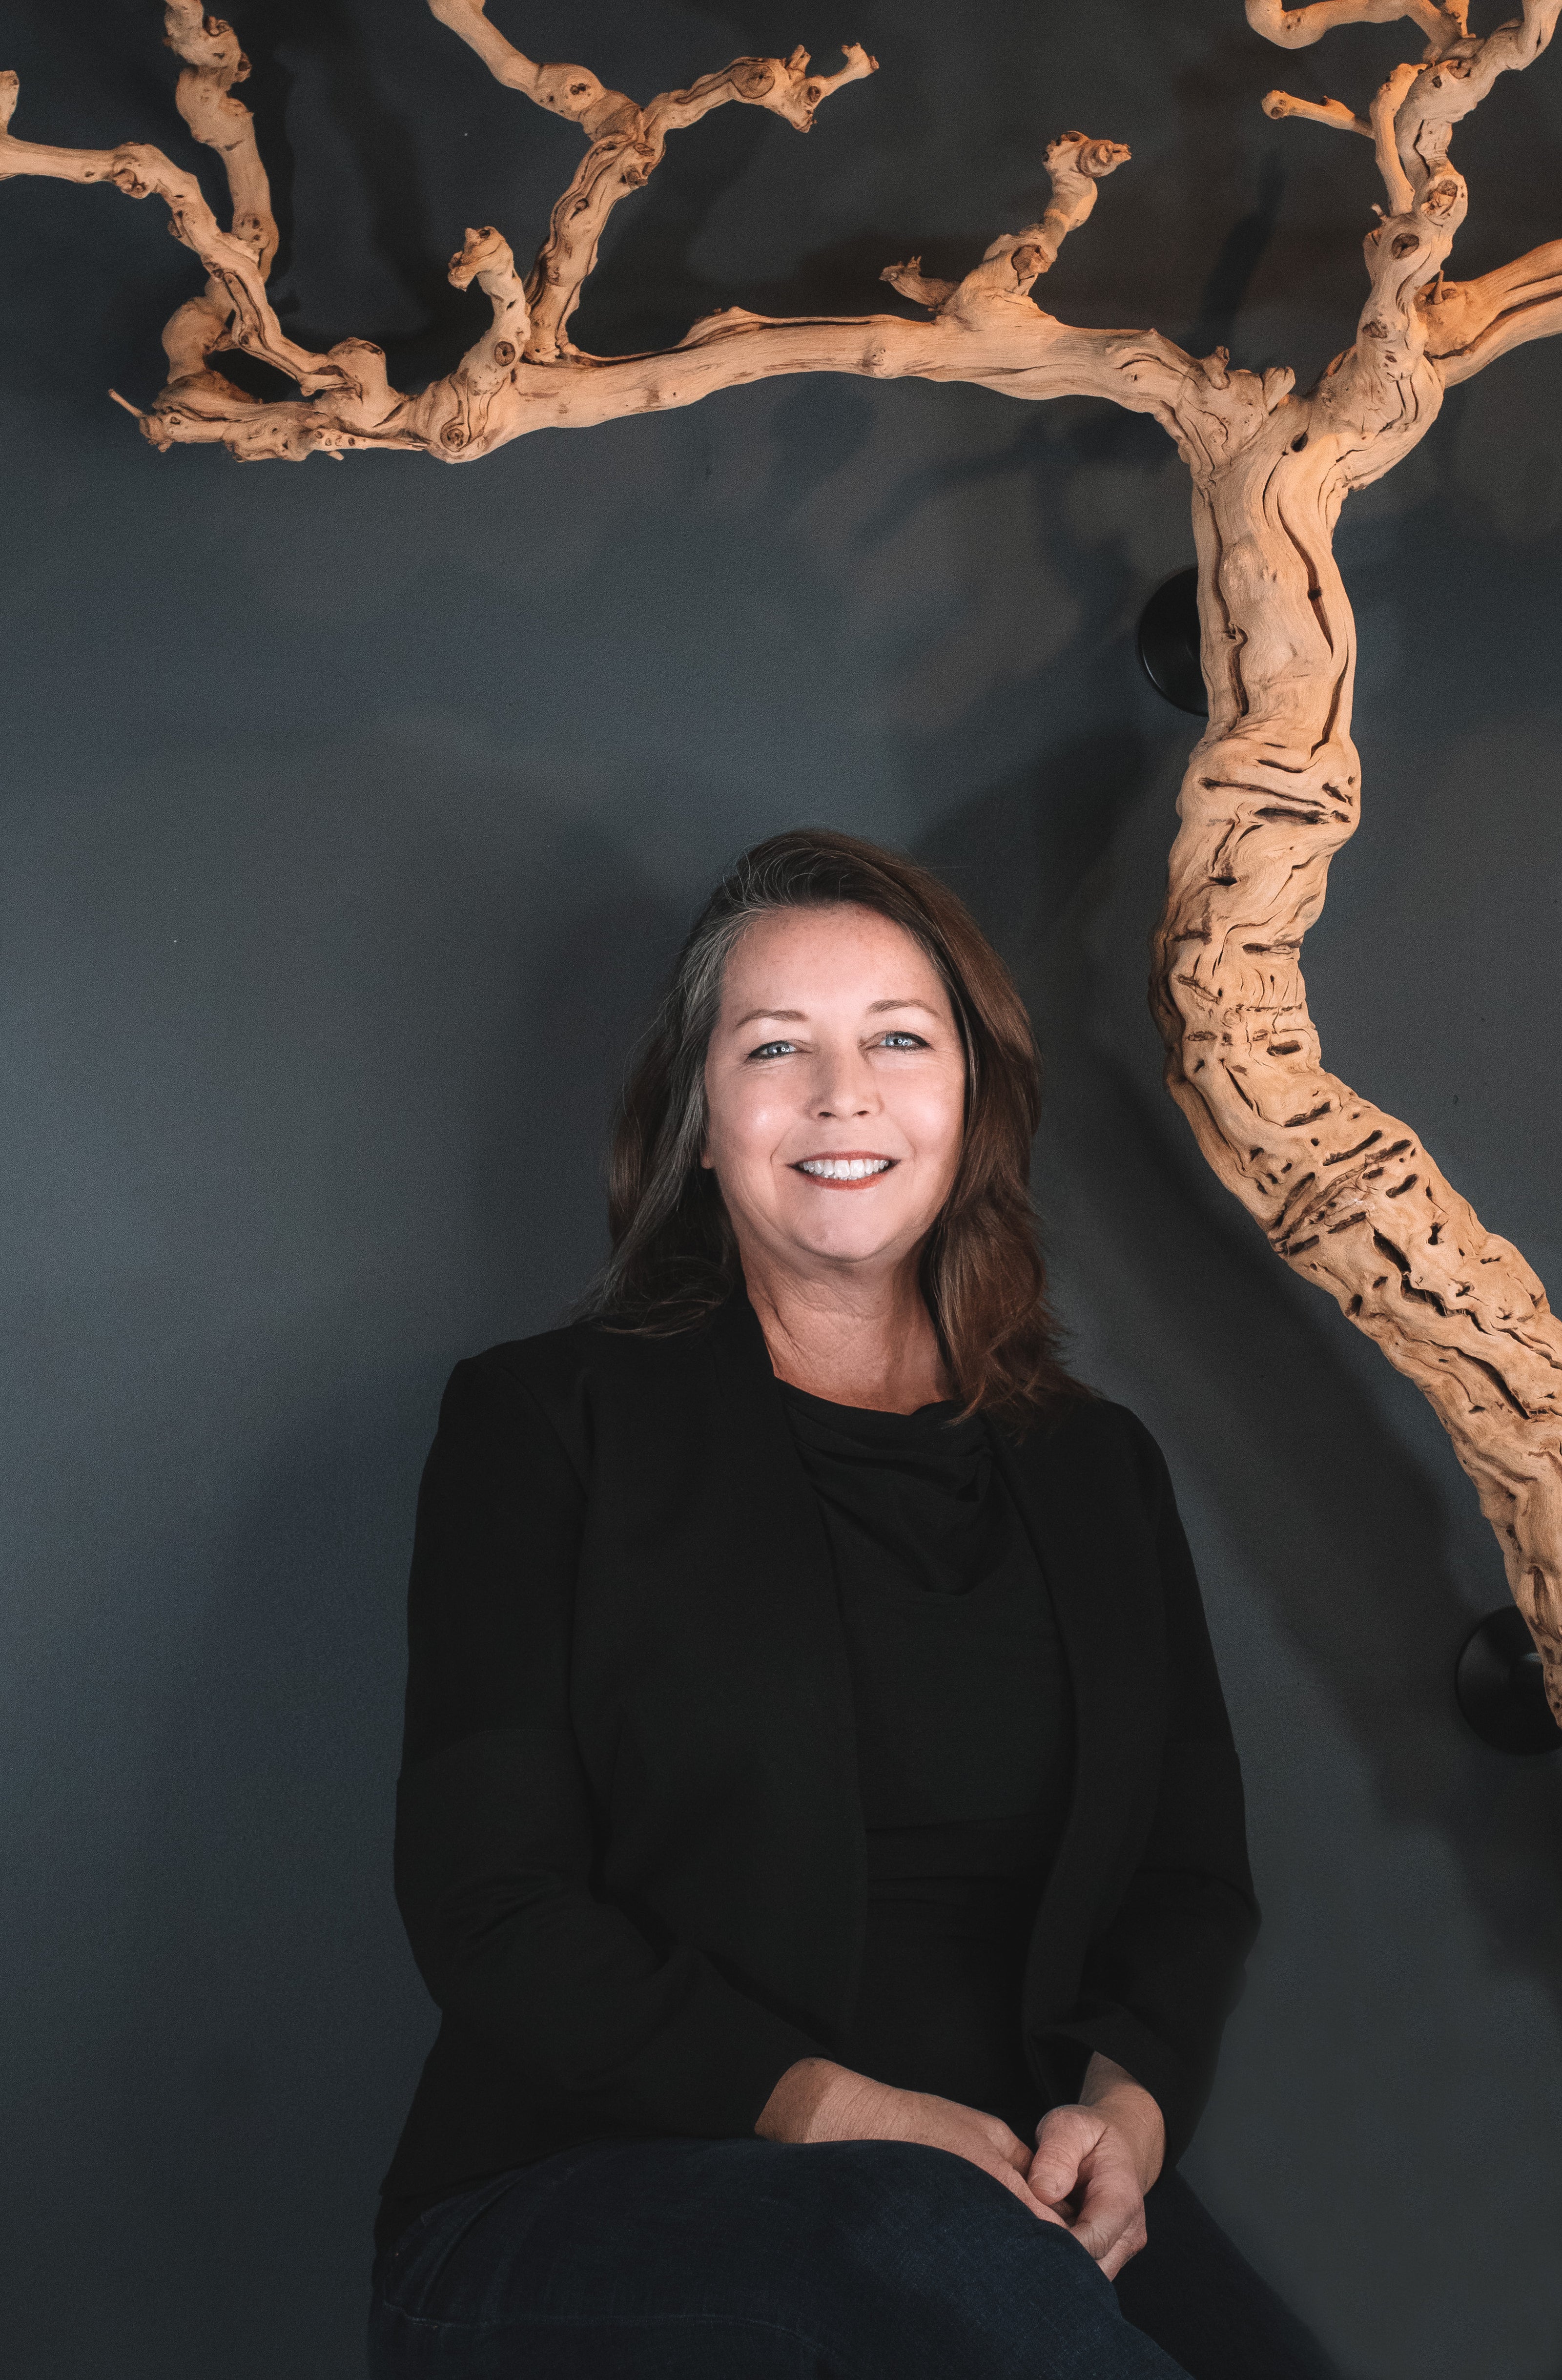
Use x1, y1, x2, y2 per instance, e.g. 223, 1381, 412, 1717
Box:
4, 4, 1562, 2374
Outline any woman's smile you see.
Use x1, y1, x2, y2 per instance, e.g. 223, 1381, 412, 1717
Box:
794, 1153, 897, 1184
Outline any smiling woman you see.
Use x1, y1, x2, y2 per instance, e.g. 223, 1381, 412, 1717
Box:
594, 831, 1073, 1419
371, 831, 1334, 2380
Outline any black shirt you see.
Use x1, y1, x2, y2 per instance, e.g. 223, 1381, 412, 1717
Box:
778, 1383, 1075, 2143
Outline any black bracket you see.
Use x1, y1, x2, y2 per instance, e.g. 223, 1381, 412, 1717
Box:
1455, 1606, 1562, 1755
1136, 567, 1208, 716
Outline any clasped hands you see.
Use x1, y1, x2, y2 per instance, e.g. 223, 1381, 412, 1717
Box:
755, 2050, 1163, 2282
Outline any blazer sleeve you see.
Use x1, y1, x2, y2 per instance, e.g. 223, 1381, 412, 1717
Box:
1035, 1415, 1260, 2167
392, 1352, 829, 2141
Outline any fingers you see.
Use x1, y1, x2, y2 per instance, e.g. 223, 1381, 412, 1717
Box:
1026, 2108, 1097, 2208
955, 2103, 1030, 2174
1069, 2165, 1147, 2277
903, 2095, 1048, 2207
993, 2160, 1074, 2227
1092, 2211, 1149, 2282
1026, 2139, 1082, 2207
1097, 2227, 1148, 2283
1029, 2106, 1148, 2276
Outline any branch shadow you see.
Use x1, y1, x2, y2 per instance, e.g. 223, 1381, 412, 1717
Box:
1188, 151, 1285, 360
241, 0, 483, 379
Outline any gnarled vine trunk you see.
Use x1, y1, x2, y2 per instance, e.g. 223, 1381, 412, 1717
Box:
1158, 379, 1562, 1713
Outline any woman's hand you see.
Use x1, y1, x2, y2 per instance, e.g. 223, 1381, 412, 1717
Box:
756, 2057, 1072, 2230
1024, 2052, 1165, 2280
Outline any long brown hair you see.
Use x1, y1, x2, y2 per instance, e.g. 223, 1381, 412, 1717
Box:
584, 828, 1081, 1425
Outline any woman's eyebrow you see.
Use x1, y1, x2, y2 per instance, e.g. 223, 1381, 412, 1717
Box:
730, 997, 940, 1029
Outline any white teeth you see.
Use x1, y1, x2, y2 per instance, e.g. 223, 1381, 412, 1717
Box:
799, 1157, 891, 1180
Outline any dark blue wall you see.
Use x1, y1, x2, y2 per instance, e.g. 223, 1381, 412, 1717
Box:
4, 5, 1562, 2375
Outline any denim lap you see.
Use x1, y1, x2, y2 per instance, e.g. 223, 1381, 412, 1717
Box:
369, 2134, 1191, 2380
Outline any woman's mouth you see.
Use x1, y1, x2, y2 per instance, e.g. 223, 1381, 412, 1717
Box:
794, 1155, 896, 1183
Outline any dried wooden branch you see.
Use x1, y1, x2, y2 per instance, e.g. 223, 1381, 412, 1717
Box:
7, 4, 1562, 1708
0, 51, 340, 406
142, 0, 288, 421
1152, 0, 1562, 1717
431, 0, 877, 360
883, 133, 1132, 317
0, 7, 885, 454
164, 0, 275, 272
1369, 61, 1422, 213
1261, 90, 1373, 138
1245, 0, 1464, 52
1421, 238, 1562, 378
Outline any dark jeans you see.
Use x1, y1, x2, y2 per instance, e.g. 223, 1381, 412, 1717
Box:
368, 2136, 1339, 2380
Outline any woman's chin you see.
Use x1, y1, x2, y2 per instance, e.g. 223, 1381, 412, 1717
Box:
773, 1211, 922, 1271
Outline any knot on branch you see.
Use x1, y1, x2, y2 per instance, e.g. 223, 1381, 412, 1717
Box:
1420, 169, 1466, 223
753, 43, 879, 132
315, 338, 403, 430
578, 89, 641, 144
731, 59, 777, 102
163, 7, 249, 82
1170, 351, 1297, 475
1048, 130, 1132, 182
109, 142, 170, 202
532, 63, 608, 120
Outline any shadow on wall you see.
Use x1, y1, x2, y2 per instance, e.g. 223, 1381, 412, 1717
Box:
916, 737, 1562, 2027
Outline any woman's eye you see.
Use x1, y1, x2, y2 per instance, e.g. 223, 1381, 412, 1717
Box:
877, 1032, 927, 1051
747, 1040, 798, 1060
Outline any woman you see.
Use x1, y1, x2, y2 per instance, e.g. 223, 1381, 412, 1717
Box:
369, 829, 1335, 2379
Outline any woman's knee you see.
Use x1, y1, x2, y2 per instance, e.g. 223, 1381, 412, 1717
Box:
796, 2138, 1104, 2310
805, 2135, 1040, 2233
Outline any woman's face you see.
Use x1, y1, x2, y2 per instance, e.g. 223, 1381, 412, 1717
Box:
701, 904, 966, 1283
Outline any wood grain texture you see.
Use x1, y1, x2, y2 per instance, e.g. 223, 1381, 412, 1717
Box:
5, 2, 1562, 1708
1157, 0, 1562, 1720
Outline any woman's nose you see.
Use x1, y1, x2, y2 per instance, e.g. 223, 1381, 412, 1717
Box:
814, 1051, 878, 1117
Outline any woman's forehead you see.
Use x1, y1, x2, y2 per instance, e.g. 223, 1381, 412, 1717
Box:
721, 905, 944, 1003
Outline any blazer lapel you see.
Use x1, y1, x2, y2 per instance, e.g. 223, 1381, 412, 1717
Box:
989, 1408, 1166, 2016
602, 1288, 867, 2043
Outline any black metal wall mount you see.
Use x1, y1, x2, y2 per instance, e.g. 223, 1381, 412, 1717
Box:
1136, 567, 1208, 716
1456, 1606, 1562, 1754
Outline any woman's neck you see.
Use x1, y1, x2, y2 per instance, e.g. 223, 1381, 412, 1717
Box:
739, 1251, 950, 1414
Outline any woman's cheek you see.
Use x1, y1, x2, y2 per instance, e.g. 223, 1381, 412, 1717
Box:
901, 1079, 965, 1170
742, 1086, 796, 1157
716, 1085, 788, 1200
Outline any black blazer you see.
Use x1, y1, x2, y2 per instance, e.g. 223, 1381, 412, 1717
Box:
381, 1289, 1258, 2215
